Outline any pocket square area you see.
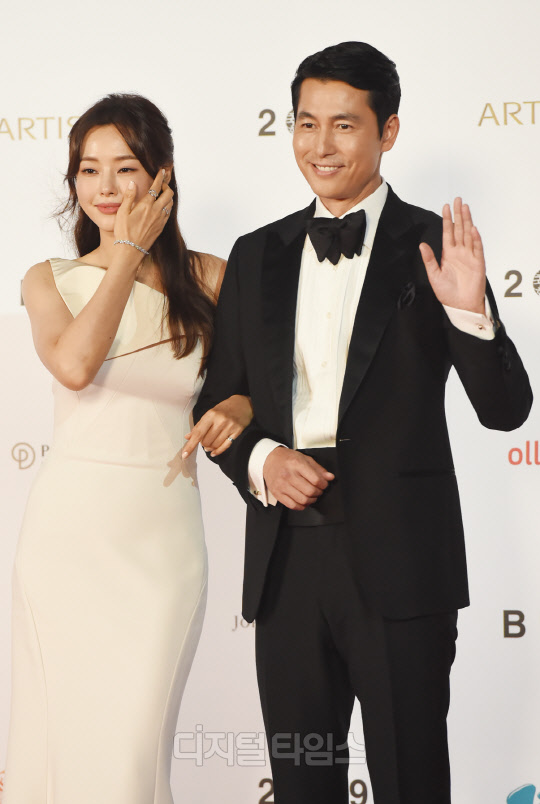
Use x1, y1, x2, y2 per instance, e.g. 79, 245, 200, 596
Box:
397, 281, 416, 309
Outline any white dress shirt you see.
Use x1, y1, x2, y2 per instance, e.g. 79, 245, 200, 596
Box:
248, 182, 494, 505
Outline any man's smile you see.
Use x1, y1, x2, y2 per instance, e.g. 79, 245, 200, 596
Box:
311, 164, 343, 174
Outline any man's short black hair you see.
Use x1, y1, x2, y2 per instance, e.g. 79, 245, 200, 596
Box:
291, 41, 401, 137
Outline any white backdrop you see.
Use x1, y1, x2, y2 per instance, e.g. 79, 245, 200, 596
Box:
1, 1, 539, 802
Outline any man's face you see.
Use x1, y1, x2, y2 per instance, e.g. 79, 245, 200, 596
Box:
292, 78, 399, 216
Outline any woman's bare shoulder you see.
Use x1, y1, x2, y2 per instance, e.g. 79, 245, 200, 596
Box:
24, 260, 54, 281
22, 260, 56, 294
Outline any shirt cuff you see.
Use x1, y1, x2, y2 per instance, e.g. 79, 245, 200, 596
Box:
247, 438, 286, 507
443, 297, 495, 341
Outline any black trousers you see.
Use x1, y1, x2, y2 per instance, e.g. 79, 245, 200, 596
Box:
255, 524, 458, 804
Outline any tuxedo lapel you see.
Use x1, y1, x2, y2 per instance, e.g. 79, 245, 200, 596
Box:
338, 188, 422, 425
261, 202, 315, 446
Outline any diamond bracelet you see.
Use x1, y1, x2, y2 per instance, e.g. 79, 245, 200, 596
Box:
113, 239, 150, 256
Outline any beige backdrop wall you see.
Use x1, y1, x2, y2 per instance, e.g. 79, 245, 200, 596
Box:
1, 1, 539, 802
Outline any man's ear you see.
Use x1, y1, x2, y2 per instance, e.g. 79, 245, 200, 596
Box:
381, 115, 400, 154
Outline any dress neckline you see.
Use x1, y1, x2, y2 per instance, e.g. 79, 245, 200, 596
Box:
71, 259, 166, 297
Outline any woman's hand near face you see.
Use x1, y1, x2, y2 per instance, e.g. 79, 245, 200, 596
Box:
182, 395, 254, 458
113, 169, 174, 257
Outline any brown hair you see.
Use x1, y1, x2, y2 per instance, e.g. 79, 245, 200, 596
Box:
60, 93, 214, 363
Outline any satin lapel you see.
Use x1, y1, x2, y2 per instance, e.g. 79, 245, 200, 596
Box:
261, 203, 314, 446
338, 189, 421, 425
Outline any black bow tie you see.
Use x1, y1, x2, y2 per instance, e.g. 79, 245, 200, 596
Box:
306, 208, 367, 266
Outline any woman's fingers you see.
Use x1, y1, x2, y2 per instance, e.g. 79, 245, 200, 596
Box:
182, 418, 216, 458
182, 420, 241, 459
156, 186, 174, 212
181, 414, 231, 458
145, 169, 174, 208
116, 180, 137, 219
183, 397, 253, 459
147, 168, 166, 200
203, 421, 231, 452
115, 172, 174, 251
209, 429, 242, 457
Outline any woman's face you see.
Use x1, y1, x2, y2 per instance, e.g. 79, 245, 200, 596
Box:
76, 124, 154, 232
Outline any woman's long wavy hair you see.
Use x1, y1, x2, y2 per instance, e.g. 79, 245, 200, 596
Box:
60, 93, 214, 363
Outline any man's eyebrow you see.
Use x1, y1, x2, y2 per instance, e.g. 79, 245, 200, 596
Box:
330, 113, 362, 122
296, 111, 362, 122
79, 155, 140, 161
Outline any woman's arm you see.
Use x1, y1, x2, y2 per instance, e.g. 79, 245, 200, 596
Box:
24, 171, 173, 391
182, 254, 253, 457
24, 253, 142, 390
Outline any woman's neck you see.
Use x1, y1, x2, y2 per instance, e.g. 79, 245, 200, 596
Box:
84, 229, 116, 267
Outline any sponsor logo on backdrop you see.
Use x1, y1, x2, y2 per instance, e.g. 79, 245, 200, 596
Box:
232, 614, 255, 631
11, 442, 49, 469
504, 610, 526, 638
259, 778, 274, 803
286, 110, 295, 134
507, 784, 540, 803
257, 778, 369, 804
479, 102, 540, 126
503, 270, 540, 299
508, 441, 539, 466
258, 109, 295, 137
0, 116, 79, 140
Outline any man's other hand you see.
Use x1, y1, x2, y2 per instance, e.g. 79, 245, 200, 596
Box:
263, 447, 335, 510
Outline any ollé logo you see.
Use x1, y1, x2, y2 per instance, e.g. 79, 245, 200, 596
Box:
507, 784, 540, 803
508, 441, 539, 466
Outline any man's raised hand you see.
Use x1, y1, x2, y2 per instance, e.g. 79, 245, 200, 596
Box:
263, 447, 335, 511
419, 197, 486, 315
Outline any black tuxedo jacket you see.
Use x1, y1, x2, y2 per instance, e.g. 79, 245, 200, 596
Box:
194, 187, 532, 622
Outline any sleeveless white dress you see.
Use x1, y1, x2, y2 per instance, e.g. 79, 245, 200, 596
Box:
4, 259, 208, 804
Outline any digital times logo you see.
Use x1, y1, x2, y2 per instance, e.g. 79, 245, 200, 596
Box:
507, 784, 540, 803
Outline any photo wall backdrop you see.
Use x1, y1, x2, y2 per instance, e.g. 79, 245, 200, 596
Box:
1, 1, 538, 802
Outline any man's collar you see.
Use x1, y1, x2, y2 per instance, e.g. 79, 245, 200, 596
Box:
310, 180, 388, 253
268, 182, 410, 250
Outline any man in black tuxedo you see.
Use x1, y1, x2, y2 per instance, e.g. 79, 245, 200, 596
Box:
193, 42, 532, 804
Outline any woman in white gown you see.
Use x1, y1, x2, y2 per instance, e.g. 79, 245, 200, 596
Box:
3, 94, 251, 804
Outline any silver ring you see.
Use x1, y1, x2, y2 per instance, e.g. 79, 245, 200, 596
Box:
148, 189, 159, 199
162, 207, 170, 215
227, 436, 235, 443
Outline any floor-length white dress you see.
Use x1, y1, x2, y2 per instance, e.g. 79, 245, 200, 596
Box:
4, 258, 208, 804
